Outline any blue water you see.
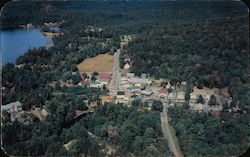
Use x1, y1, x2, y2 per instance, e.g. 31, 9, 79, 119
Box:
0, 28, 53, 64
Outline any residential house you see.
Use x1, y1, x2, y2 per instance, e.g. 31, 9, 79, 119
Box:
101, 95, 112, 105
2, 101, 22, 113
126, 73, 135, 78
177, 91, 185, 102
190, 92, 197, 102
127, 86, 141, 92
129, 77, 152, 86
168, 92, 176, 100
116, 91, 126, 99
181, 81, 187, 85
210, 105, 222, 116
141, 90, 153, 96
159, 88, 168, 98
89, 81, 102, 88
190, 103, 203, 113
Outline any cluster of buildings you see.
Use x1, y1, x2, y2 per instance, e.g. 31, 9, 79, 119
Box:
2, 101, 48, 125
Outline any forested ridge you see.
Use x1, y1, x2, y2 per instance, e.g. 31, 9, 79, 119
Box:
1, 1, 249, 156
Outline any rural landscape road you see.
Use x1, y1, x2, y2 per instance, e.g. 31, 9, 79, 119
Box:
161, 100, 184, 157
109, 48, 121, 96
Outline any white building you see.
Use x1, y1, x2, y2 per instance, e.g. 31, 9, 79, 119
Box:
2, 101, 22, 113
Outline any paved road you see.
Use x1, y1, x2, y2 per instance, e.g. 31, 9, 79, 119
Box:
109, 49, 121, 97
161, 100, 184, 157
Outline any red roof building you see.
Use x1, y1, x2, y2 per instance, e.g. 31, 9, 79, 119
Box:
159, 88, 168, 97
98, 73, 112, 79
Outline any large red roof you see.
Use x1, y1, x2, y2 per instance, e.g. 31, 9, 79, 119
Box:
98, 73, 111, 79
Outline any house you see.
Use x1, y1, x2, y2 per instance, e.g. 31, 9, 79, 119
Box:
168, 92, 176, 100
81, 73, 89, 81
115, 98, 129, 104
127, 86, 141, 92
101, 95, 112, 105
181, 81, 187, 85
130, 95, 142, 101
190, 92, 197, 101
129, 77, 152, 85
98, 73, 112, 80
205, 93, 210, 101
177, 91, 185, 101
78, 80, 90, 86
159, 88, 168, 98
190, 103, 203, 113
126, 73, 135, 78
124, 63, 130, 70
2, 101, 22, 113
116, 91, 126, 99
141, 73, 147, 78
96, 78, 110, 85
89, 81, 102, 88
141, 90, 153, 96
210, 105, 222, 116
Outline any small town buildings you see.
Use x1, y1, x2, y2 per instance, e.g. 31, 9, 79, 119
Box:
210, 105, 222, 116
159, 88, 168, 98
129, 77, 152, 86
141, 90, 153, 96
126, 73, 135, 78
181, 81, 187, 85
116, 91, 126, 99
177, 91, 185, 102
141, 73, 147, 78
115, 98, 129, 104
89, 81, 103, 88
190, 103, 203, 113
127, 86, 141, 92
98, 73, 112, 80
96, 78, 110, 85
205, 93, 210, 101
2, 101, 22, 113
190, 92, 197, 101
130, 95, 142, 101
101, 95, 112, 105
168, 92, 176, 100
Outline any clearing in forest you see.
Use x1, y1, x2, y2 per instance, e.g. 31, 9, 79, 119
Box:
77, 53, 113, 73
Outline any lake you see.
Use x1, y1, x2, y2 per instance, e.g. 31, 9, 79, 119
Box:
1, 28, 53, 64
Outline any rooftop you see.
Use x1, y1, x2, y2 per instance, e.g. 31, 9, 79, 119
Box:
2, 101, 22, 111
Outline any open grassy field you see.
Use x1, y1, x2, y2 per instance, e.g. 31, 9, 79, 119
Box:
77, 53, 113, 73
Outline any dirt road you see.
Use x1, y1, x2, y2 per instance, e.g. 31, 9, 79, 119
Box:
161, 100, 184, 157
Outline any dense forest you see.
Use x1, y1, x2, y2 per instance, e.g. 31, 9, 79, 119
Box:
1, 1, 249, 156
